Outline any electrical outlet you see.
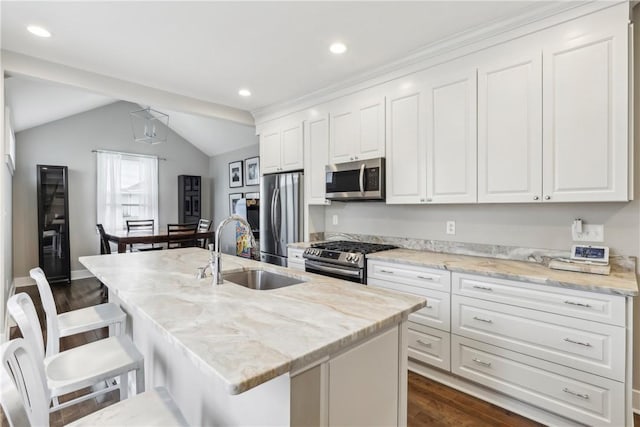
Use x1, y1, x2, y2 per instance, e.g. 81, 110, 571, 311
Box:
572, 224, 604, 242
446, 221, 456, 235
332, 214, 339, 226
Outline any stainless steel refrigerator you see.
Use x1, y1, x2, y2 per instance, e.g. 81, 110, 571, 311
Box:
260, 172, 304, 266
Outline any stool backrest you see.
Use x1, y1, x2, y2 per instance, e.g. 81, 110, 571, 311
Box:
0, 338, 50, 427
7, 293, 46, 362
29, 268, 61, 358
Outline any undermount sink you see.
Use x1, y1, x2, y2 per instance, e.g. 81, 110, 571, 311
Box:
223, 269, 307, 290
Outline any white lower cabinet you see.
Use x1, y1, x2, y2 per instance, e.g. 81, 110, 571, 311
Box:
287, 247, 305, 271
452, 335, 624, 427
367, 260, 632, 426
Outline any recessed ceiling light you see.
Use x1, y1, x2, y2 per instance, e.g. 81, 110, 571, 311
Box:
238, 89, 251, 97
27, 25, 51, 38
329, 42, 347, 55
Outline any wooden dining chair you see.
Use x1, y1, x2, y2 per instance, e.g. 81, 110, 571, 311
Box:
196, 218, 212, 248
167, 223, 199, 249
0, 338, 188, 427
96, 224, 112, 255
126, 219, 162, 251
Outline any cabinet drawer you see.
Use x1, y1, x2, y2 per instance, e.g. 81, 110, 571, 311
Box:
452, 335, 624, 427
287, 247, 305, 261
408, 323, 450, 371
368, 261, 451, 292
452, 295, 625, 381
452, 273, 626, 326
368, 278, 450, 331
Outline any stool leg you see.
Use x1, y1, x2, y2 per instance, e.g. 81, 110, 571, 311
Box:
119, 373, 128, 400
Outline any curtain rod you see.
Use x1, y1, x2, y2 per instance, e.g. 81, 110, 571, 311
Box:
91, 149, 167, 161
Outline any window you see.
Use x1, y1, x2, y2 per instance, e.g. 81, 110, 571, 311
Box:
96, 151, 158, 231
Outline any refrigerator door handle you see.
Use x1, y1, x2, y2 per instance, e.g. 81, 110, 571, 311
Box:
273, 187, 281, 244
270, 187, 278, 244
359, 163, 365, 195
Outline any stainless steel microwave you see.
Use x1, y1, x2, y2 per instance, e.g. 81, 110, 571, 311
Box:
325, 158, 385, 201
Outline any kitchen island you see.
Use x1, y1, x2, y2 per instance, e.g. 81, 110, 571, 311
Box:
80, 248, 425, 426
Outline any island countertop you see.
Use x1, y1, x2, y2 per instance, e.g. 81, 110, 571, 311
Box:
79, 248, 425, 395
367, 248, 638, 296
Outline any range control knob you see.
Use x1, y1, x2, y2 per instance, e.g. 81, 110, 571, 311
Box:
352, 255, 360, 263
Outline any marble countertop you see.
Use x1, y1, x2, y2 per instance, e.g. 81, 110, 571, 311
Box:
79, 248, 425, 395
367, 249, 638, 296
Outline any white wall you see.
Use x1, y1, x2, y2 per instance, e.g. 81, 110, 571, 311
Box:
12, 100, 211, 277
209, 144, 259, 254
1, 65, 14, 340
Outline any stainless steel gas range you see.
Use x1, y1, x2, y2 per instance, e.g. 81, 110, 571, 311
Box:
302, 241, 397, 284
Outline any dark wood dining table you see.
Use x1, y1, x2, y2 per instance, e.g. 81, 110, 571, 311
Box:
103, 228, 215, 253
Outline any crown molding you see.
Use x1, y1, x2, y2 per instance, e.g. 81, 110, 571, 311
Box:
252, 1, 625, 125
2, 50, 255, 126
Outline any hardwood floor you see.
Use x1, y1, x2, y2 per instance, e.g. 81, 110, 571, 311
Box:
2, 278, 638, 426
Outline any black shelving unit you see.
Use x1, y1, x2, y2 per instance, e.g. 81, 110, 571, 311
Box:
37, 165, 71, 284
178, 175, 201, 224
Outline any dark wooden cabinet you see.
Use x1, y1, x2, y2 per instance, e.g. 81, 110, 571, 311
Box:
37, 165, 71, 284
178, 175, 201, 224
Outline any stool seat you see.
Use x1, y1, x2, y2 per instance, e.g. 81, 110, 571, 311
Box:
57, 303, 126, 337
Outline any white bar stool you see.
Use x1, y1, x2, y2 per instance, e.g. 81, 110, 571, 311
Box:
0, 338, 188, 427
7, 293, 145, 412
29, 267, 127, 358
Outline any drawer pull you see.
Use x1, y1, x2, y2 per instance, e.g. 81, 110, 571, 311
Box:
473, 316, 493, 324
472, 358, 492, 367
472, 285, 493, 292
564, 338, 592, 347
417, 275, 434, 281
562, 387, 590, 400
563, 300, 592, 308
416, 339, 432, 348
380, 269, 394, 274
425, 304, 433, 309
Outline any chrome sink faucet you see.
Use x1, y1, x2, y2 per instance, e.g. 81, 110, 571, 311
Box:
208, 215, 256, 285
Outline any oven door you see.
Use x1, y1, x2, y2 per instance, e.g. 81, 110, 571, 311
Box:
305, 259, 365, 284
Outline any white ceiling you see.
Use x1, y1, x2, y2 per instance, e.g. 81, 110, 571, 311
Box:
1, 1, 549, 113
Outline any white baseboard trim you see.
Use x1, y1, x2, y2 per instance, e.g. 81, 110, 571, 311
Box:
14, 269, 94, 287
633, 388, 639, 414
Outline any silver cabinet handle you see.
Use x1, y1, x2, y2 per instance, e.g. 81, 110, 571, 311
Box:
426, 198, 432, 202
380, 269, 394, 274
420, 198, 425, 202
544, 195, 551, 200
564, 338, 592, 347
563, 388, 590, 400
472, 285, 493, 292
473, 316, 493, 324
417, 275, 434, 281
416, 339, 432, 348
472, 358, 492, 367
533, 196, 539, 200
425, 304, 433, 309
564, 300, 592, 308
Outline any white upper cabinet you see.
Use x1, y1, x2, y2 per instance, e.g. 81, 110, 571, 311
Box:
385, 79, 427, 204
542, 24, 629, 202
305, 113, 330, 204
329, 92, 385, 164
259, 119, 304, 175
477, 48, 543, 203
425, 64, 477, 204
386, 61, 477, 205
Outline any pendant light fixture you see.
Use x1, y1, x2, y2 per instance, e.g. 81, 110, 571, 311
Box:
130, 107, 169, 144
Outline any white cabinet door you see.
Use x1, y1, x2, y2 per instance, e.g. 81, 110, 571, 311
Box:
425, 65, 477, 203
385, 82, 426, 204
478, 49, 542, 203
260, 129, 282, 175
281, 122, 304, 172
329, 93, 385, 164
542, 27, 629, 202
305, 114, 330, 204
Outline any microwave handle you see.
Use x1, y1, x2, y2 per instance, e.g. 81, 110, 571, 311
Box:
359, 164, 365, 195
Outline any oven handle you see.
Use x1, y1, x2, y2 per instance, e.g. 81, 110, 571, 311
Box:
359, 163, 365, 195
305, 260, 362, 278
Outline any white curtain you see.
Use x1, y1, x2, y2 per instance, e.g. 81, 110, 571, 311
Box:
96, 151, 158, 231
97, 151, 123, 231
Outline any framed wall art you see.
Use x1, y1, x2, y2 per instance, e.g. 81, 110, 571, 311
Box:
229, 160, 243, 188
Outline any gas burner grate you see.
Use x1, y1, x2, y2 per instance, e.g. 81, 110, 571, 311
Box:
311, 241, 397, 254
